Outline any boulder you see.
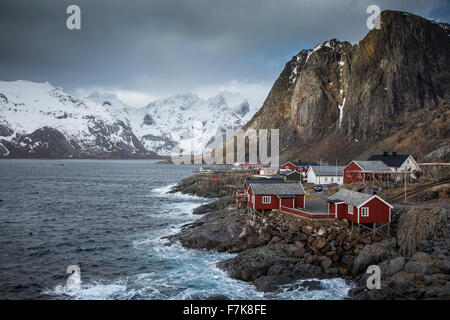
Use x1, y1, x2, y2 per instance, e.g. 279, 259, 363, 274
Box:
300, 280, 323, 291
301, 225, 313, 235
380, 256, 406, 277
317, 227, 326, 236
320, 258, 333, 271
312, 238, 327, 251
352, 239, 397, 275
193, 196, 234, 214
397, 207, 447, 257
253, 275, 292, 292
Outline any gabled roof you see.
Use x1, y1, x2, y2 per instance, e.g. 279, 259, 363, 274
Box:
309, 165, 346, 176
285, 161, 320, 167
367, 154, 412, 168
250, 183, 305, 195
328, 188, 392, 208
245, 177, 284, 185
280, 170, 301, 176
351, 160, 391, 172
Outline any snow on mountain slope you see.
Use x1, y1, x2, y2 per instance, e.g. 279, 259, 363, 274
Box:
87, 91, 254, 156
0, 80, 154, 158
0, 80, 255, 158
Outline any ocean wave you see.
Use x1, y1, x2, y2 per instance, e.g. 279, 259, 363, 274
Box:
43, 280, 131, 300
151, 184, 212, 201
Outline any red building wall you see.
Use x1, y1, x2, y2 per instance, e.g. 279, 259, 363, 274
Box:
342, 203, 359, 223
282, 163, 298, 171
295, 195, 305, 209
329, 203, 335, 216
254, 194, 279, 210
343, 162, 364, 184
280, 197, 295, 208
336, 203, 346, 219
247, 187, 254, 207
358, 198, 391, 223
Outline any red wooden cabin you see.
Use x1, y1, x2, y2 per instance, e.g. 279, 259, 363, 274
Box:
343, 160, 392, 185
327, 188, 392, 224
281, 161, 319, 173
247, 183, 305, 211
243, 177, 284, 192
235, 177, 284, 202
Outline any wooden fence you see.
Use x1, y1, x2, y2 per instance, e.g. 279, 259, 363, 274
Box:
280, 206, 335, 220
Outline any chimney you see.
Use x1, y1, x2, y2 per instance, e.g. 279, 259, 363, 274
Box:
383, 151, 388, 156
392, 152, 397, 156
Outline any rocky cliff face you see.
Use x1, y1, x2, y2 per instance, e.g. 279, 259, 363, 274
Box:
244, 11, 450, 163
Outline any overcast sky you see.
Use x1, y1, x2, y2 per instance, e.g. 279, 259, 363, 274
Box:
0, 0, 448, 108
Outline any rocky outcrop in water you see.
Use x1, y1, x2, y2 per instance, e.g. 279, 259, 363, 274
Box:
167, 197, 404, 292
168, 192, 449, 298
169, 174, 244, 198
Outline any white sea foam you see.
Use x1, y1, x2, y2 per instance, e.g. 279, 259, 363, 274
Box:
44, 180, 353, 300
44, 280, 130, 300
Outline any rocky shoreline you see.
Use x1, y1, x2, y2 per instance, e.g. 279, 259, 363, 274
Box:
166, 179, 450, 299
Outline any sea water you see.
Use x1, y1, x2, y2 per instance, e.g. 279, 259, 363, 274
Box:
0, 159, 352, 299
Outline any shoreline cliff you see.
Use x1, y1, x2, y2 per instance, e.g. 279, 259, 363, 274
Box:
165, 176, 450, 299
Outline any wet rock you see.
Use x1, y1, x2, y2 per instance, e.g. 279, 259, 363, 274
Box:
348, 287, 363, 298
300, 280, 323, 291
253, 275, 293, 292
205, 295, 230, 300
193, 196, 234, 215
341, 255, 354, 267
320, 258, 333, 271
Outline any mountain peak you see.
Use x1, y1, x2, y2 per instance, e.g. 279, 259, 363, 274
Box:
241, 10, 450, 163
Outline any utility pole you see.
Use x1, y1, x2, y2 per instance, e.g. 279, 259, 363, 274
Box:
404, 169, 407, 205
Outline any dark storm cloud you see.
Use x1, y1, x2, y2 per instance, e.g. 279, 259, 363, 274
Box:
0, 0, 449, 106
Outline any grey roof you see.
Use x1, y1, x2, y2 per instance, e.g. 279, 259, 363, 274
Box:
309, 165, 345, 176
251, 183, 305, 195
368, 154, 411, 168
328, 188, 373, 207
353, 161, 391, 172
245, 177, 284, 185
280, 170, 301, 176
286, 161, 320, 167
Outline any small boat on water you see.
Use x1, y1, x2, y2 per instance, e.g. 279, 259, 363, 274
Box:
54, 163, 65, 166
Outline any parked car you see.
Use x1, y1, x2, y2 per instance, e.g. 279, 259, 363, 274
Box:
314, 184, 323, 192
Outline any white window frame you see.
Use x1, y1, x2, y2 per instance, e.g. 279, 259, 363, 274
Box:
262, 196, 271, 204
348, 205, 354, 214
361, 207, 369, 217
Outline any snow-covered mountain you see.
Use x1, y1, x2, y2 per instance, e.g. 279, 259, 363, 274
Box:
0, 80, 255, 158
86, 90, 254, 156
0, 80, 156, 158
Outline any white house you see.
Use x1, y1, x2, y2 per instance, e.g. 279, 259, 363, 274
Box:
306, 165, 346, 185
367, 153, 420, 177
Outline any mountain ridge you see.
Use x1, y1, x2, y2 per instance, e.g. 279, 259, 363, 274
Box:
0, 80, 255, 158
241, 10, 449, 163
